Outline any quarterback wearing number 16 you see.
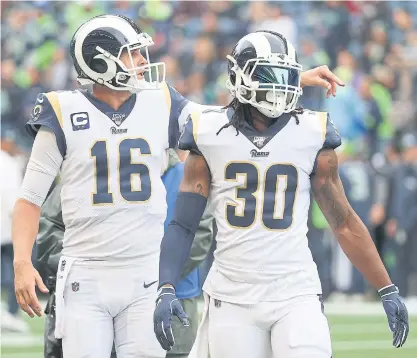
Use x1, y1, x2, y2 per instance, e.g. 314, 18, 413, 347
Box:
12, 14, 203, 358
154, 31, 409, 358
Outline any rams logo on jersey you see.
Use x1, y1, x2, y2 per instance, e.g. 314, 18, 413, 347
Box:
31, 104, 43, 121
31, 93, 45, 121
250, 149, 269, 158
110, 126, 128, 135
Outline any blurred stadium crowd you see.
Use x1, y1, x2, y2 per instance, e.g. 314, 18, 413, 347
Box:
1, 0, 417, 332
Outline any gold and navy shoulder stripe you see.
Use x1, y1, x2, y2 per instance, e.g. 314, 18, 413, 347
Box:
25, 92, 67, 157
318, 111, 341, 150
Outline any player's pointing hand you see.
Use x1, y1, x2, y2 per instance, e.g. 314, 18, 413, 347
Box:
14, 260, 49, 318
379, 284, 409, 348
154, 286, 189, 351
301, 65, 345, 98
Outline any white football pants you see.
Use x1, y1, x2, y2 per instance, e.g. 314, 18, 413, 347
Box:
208, 294, 332, 358
61, 260, 164, 358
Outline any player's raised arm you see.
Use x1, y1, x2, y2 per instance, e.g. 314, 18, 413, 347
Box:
311, 148, 409, 348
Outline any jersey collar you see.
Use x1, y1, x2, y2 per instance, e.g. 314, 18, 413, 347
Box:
80, 89, 137, 127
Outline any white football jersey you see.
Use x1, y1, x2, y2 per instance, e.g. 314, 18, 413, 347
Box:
179, 108, 341, 303
26, 84, 199, 271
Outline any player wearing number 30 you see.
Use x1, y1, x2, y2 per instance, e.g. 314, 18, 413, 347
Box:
154, 31, 409, 358
12, 15, 203, 358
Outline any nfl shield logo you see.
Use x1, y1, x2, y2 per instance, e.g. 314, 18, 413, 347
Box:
112, 113, 126, 126
72, 282, 79, 292
253, 136, 266, 148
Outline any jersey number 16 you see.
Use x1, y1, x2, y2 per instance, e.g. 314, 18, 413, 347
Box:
91, 138, 151, 204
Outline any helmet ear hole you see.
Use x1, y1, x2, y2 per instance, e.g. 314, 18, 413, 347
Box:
239, 87, 252, 100
91, 58, 109, 74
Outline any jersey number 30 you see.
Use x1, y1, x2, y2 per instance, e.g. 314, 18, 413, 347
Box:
225, 163, 298, 230
91, 139, 151, 204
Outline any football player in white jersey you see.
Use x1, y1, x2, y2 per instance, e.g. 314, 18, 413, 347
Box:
12, 14, 344, 358
12, 14, 200, 358
154, 31, 409, 358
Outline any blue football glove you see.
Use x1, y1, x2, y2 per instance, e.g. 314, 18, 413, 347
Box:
153, 286, 189, 351
378, 284, 409, 348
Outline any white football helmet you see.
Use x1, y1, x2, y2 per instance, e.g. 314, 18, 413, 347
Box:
226, 31, 303, 118
70, 14, 165, 92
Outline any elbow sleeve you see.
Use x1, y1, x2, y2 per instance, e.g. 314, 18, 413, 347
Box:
20, 127, 63, 206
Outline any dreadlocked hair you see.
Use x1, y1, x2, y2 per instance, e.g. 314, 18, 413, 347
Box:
291, 106, 304, 125
216, 99, 304, 135
216, 98, 248, 136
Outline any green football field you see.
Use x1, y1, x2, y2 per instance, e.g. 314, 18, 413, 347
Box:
2, 310, 416, 358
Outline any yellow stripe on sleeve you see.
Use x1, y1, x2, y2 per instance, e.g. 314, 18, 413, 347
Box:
45, 92, 63, 128
161, 82, 172, 114
190, 111, 201, 143
317, 111, 327, 144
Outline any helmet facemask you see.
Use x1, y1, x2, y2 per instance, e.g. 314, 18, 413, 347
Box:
226, 54, 303, 118
105, 33, 165, 91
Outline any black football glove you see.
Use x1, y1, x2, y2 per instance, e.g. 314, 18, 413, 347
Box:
153, 286, 189, 351
378, 284, 409, 348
